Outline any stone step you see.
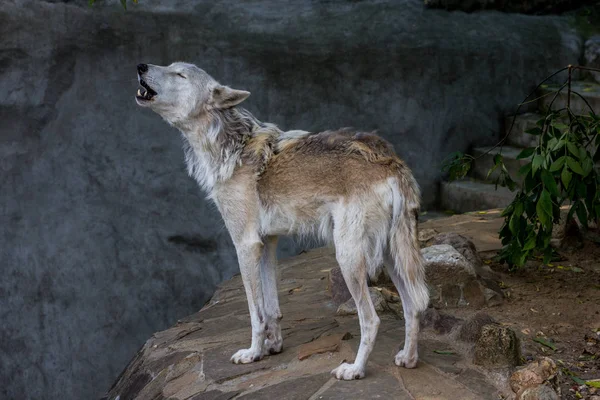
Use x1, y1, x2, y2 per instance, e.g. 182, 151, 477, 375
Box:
504, 113, 542, 148
539, 81, 600, 114
440, 179, 514, 213
472, 145, 529, 183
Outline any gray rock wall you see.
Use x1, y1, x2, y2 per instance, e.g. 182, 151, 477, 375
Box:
0, 1, 580, 399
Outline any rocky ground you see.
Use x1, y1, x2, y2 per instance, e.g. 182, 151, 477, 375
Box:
106, 247, 509, 400
105, 210, 599, 400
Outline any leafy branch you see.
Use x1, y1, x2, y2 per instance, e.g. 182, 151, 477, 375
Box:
443, 65, 600, 267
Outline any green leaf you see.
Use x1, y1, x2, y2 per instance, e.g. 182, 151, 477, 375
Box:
518, 163, 532, 177
566, 157, 584, 175
577, 181, 587, 199
567, 142, 581, 159
532, 154, 544, 174
543, 248, 553, 264
515, 250, 528, 266
536, 190, 553, 230
523, 233, 537, 250
561, 167, 572, 189
89, 0, 95, 5
509, 214, 520, 235
552, 139, 565, 151
533, 336, 557, 350
524, 172, 537, 192
516, 148, 535, 159
442, 152, 472, 181
500, 202, 514, 217
525, 127, 542, 136
549, 156, 566, 172
514, 201, 524, 217
552, 122, 569, 131
121, 0, 127, 9
500, 168, 517, 191
541, 169, 560, 197
493, 153, 503, 165
433, 350, 456, 355
582, 157, 594, 177
576, 201, 588, 230
586, 380, 600, 388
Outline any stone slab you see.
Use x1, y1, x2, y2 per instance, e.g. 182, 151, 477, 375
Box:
318, 368, 412, 400
420, 209, 504, 252
539, 81, 600, 115
440, 179, 514, 214
237, 373, 331, 400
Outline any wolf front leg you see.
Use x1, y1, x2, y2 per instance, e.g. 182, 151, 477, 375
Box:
231, 240, 268, 364
260, 236, 283, 356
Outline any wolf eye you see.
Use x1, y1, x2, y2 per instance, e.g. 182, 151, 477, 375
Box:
177, 73, 186, 79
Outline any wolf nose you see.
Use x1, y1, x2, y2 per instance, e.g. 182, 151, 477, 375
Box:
137, 63, 148, 74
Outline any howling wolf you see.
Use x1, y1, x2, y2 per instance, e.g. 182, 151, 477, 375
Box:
135, 62, 428, 380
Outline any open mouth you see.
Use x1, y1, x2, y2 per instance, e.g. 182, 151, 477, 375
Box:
136, 79, 157, 101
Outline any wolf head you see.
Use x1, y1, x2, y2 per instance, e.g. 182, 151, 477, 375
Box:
135, 62, 250, 126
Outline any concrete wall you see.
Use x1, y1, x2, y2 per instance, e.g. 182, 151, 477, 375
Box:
0, 1, 580, 399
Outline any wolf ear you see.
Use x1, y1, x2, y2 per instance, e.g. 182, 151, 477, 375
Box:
210, 84, 250, 109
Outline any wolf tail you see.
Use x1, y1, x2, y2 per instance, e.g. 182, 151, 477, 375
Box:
389, 176, 429, 313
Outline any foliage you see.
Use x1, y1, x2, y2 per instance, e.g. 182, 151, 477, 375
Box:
443, 66, 600, 267
89, 0, 138, 9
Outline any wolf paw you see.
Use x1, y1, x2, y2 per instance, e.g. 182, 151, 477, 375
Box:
231, 348, 263, 364
331, 362, 365, 380
394, 349, 418, 368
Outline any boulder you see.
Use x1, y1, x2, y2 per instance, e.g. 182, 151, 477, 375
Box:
422, 244, 502, 308
473, 325, 521, 368
431, 232, 483, 268
510, 357, 557, 394
516, 385, 559, 400
457, 313, 497, 342
422, 244, 477, 281
431, 232, 502, 284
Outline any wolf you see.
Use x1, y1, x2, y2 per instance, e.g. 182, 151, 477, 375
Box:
135, 62, 429, 380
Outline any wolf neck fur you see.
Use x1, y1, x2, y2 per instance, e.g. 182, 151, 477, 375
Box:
178, 107, 271, 192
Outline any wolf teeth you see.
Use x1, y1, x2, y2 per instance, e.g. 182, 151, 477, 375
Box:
137, 89, 142, 96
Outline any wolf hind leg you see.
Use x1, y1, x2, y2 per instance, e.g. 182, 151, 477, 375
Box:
330, 217, 380, 380
384, 256, 427, 368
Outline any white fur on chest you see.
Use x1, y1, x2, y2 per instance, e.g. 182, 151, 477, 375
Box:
182, 135, 240, 192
